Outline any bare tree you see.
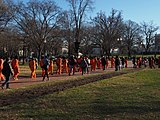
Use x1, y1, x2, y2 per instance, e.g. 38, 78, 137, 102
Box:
66, 0, 94, 56
80, 25, 95, 55
122, 20, 141, 57
6, 0, 61, 60
141, 21, 159, 53
0, 0, 10, 29
57, 10, 75, 57
92, 9, 124, 56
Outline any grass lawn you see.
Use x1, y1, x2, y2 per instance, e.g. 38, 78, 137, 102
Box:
0, 69, 160, 119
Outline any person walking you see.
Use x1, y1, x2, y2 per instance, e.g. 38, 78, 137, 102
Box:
106, 56, 109, 69
115, 56, 120, 71
68, 55, 76, 76
101, 56, 106, 70
62, 57, 68, 74
42, 56, 50, 81
80, 57, 88, 75
111, 56, 115, 68
56, 56, 62, 75
40, 56, 45, 77
0, 56, 5, 81
48, 58, 54, 75
29, 58, 36, 78
1, 57, 13, 89
11, 56, 20, 80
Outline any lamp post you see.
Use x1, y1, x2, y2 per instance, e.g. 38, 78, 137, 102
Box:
140, 42, 144, 57
44, 39, 47, 56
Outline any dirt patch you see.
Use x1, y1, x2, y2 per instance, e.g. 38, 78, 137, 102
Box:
0, 68, 142, 107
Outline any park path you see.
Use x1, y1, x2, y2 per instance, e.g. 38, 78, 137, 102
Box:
0, 61, 134, 91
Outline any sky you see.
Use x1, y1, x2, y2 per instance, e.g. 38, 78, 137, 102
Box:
56, 0, 160, 28
21, 0, 160, 30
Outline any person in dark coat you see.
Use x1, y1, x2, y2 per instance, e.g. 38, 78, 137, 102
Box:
101, 56, 106, 70
80, 57, 87, 75
115, 56, 120, 71
42, 56, 50, 81
1, 57, 13, 89
68, 55, 76, 76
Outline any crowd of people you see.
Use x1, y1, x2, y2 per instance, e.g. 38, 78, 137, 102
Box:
0, 55, 160, 89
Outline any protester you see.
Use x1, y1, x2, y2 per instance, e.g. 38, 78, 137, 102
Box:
80, 57, 88, 75
84, 56, 90, 74
106, 56, 109, 69
56, 56, 62, 75
1, 57, 13, 89
11, 56, 20, 80
158, 56, 160, 68
125, 57, 128, 68
42, 56, 50, 81
101, 56, 106, 70
40, 56, 45, 77
121, 57, 125, 69
111, 56, 115, 68
68, 55, 76, 76
97, 57, 101, 69
29, 58, 36, 78
48, 58, 54, 75
115, 56, 120, 71
62, 57, 68, 74
0, 56, 5, 81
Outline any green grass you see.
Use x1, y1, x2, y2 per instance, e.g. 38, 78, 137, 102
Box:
1, 69, 160, 119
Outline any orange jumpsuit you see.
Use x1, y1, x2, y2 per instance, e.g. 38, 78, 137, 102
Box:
48, 60, 54, 75
40, 58, 45, 77
93, 58, 97, 70
97, 58, 101, 69
106, 58, 109, 69
29, 59, 36, 78
90, 59, 94, 71
77, 57, 82, 72
111, 57, 115, 68
0, 59, 5, 81
11, 59, 20, 80
125, 58, 128, 68
56, 57, 62, 74
62, 59, 68, 74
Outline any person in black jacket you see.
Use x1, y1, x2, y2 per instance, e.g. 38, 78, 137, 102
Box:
101, 56, 106, 70
115, 56, 120, 71
68, 55, 76, 76
1, 57, 13, 89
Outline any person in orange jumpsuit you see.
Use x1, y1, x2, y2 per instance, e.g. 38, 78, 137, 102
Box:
106, 56, 109, 69
93, 57, 97, 71
77, 56, 82, 72
97, 57, 101, 69
62, 57, 68, 74
48, 58, 54, 75
11, 56, 20, 80
29, 58, 36, 78
0, 57, 5, 81
40, 56, 45, 77
56, 56, 62, 74
90, 57, 94, 71
125, 57, 128, 68
111, 56, 115, 68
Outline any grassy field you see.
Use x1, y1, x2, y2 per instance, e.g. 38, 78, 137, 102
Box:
0, 69, 160, 119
